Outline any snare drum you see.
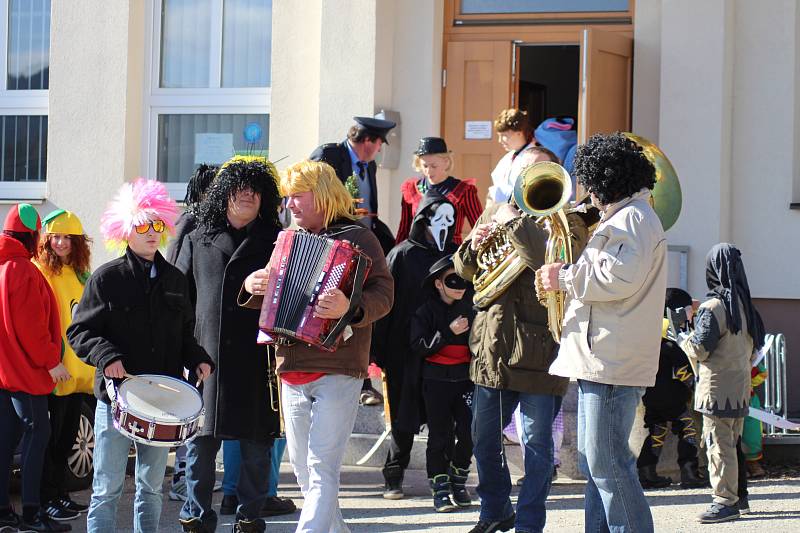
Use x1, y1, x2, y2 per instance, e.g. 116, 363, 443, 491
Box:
110, 375, 204, 447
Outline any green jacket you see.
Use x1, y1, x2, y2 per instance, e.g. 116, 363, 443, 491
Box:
454, 204, 569, 396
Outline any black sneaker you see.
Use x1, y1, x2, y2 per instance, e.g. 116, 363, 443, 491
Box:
467, 513, 515, 533
19, 511, 72, 532
220, 494, 239, 516
697, 502, 740, 523
179, 517, 207, 533
0, 508, 20, 531
43, 502, 78, 522
738, 496, 750, 515
233, 517, 265, 533
259, 496, 296, 517
54, 498, 88, 515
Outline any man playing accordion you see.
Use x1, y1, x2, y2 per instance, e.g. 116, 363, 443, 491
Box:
241, 160, 393, 533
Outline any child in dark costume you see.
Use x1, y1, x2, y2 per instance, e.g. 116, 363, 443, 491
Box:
372, 190, 457, 500
637, 288, 707, 489
410, 255, 476, 512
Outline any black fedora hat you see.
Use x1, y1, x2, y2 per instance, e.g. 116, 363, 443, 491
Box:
353, 116, 396, 144
421, 254, 463, 292
414, 137, 449, 156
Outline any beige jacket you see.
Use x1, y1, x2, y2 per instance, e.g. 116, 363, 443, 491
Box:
680, 298, 753, 417
549, 189, 667, 387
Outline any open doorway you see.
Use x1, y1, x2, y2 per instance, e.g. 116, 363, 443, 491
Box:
517, 45, 580, 130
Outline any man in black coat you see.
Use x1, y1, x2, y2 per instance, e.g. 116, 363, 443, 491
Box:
176, 157, 282, 533
310, 116, 397, 407
309, 115, 396, 255
371, 190, 457, 499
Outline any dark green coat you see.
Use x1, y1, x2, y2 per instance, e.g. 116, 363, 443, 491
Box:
454, 204, 569, 396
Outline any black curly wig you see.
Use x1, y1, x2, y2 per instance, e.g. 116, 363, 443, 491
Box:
197, 158, 281, 231
573, 132, 655, 206
184, 163, 219, 214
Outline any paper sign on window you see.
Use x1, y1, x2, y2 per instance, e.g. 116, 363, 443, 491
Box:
465, 121, 493, 140
195, 133, 234, 164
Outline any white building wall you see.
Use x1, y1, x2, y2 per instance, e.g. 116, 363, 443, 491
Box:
637, 0, 800, 298
729, 0, 800, 298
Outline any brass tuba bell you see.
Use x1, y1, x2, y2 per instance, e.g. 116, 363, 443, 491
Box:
473, 161, 574, 338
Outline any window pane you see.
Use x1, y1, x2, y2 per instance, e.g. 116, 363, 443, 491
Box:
157, 114, 269, 182
0, 116, 47, 182
7, 0, 51, 90
222, 0, 271, 87
460, 0, 628, 14
160, 0, 212, 88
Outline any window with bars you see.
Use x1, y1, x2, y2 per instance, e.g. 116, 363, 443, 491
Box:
145, 0, 271, 197
0, 0, 50, 198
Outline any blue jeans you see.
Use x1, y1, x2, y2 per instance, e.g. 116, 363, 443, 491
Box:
578, 380, 653, 533
87, 401, 169, 533
0, 390, 49, 509
181, 436, 271, 530
472, 385, 561, 533
223, 438, 287, 497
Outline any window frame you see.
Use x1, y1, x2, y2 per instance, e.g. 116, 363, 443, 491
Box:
0, 0, 50, 200
142, 0, 271, 200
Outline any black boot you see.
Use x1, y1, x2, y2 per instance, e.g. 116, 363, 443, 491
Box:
233, 517, 266, 533
429, 474, 457, 512
638, 464, 672, 489
382, 465, 404, 500
679, 462, 709, 488
220, 494, 239, 515
448, 464, 472, 507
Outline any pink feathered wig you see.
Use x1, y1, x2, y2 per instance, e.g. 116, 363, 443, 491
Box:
100, 178, 179, 252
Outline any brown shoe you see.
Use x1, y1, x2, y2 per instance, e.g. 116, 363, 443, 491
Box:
746, 460, 766, 479
359, 387, 383, 406
259, 496, 297, 517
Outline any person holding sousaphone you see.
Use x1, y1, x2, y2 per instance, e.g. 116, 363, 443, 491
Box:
539, 132, 674, 532
453, 148, 588, 533
240, 160, 393, 533
67, 179, 214, 533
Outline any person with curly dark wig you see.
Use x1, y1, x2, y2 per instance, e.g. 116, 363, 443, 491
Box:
540, 132, 667, 532
167, 163, 219, 264
176, 156, 282, 533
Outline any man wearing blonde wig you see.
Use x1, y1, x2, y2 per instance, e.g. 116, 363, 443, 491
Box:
241, 161, 393, 532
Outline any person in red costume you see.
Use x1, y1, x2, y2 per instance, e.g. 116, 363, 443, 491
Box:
0, 203, 71, 533
395, 137, 482, 245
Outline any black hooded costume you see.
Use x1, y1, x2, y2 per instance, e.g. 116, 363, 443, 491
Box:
371, 190, 457, 485
637, 288, 703, 484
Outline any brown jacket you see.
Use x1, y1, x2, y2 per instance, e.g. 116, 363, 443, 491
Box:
240, 221, 394, 378
454, 204, 571, 396
680, 298, 753, 417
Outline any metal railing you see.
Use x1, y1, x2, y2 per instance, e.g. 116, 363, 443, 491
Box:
762, 333, 791, 436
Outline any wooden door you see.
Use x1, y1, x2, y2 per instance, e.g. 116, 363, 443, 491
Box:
578, 28, 633, 143
443, 40, 512, 204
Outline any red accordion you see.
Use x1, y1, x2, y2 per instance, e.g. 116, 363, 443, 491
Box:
258, 230, 372, 351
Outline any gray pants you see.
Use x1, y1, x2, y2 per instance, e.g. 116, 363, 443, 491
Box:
702, 415, 744, 506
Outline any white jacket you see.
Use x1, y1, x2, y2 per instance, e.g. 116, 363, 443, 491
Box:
488, 142, 538, 204
549, 189, 667, 387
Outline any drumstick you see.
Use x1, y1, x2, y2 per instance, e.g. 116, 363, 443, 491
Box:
123, 373, 181, 393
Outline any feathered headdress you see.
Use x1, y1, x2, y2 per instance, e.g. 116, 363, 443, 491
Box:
100, 178, 179, 252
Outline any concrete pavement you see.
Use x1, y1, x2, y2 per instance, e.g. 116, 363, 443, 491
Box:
53, 462, 800, 532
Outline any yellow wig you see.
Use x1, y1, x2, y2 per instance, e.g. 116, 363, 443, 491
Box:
281, 160, 356, 228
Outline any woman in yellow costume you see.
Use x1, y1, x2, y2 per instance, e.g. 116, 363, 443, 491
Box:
34, 209, 94, 522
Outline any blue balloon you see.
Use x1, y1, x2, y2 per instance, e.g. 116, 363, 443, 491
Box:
243, 122, 263, 143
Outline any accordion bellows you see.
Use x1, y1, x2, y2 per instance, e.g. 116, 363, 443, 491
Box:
258, 230, 371, 351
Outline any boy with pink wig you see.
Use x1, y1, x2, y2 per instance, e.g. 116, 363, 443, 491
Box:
67, 179, 213, 533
